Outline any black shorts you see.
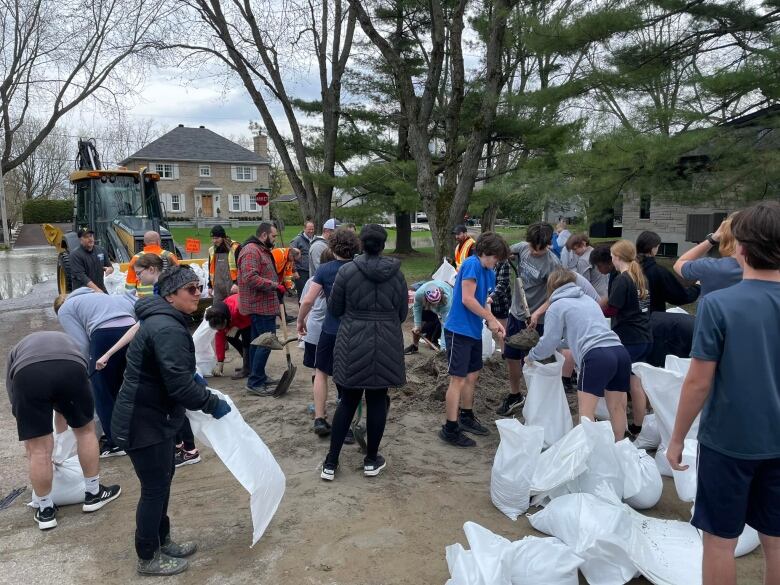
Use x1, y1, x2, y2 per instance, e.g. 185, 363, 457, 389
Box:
303, 341, 317, 369
624, 342, 652, 363
10, 360, 94, 441
503, 314, 545, 361
692, 443, 780, 539
578, 345, 631, 397
314, 331, 337, 376
444, 329, 482, 377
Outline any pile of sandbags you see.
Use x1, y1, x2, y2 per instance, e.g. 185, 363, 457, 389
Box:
103, 261, 210, 297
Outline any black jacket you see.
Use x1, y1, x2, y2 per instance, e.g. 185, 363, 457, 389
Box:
111, 296, 220, 451
328, 254, 408, 389
69, 244, 111, 292
641, 256, 700, 313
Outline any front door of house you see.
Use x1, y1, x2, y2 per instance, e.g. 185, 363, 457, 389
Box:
201, 195, 213, 217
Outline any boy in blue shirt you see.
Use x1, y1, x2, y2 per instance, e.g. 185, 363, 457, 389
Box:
440, 232, 509, 447
668, 201, 780, 585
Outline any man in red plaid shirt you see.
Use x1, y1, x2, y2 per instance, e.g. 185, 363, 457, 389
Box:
238, 222, 286, 395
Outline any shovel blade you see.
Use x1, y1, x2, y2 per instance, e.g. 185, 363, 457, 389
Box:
252, 332, 284, 350
273, 364, 297, 397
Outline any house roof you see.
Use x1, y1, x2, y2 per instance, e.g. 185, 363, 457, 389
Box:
122, 125, 269, 165
272, 193, 298, 203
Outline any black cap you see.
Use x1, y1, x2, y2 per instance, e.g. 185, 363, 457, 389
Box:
452, 224, 468, 235
77, 228, 95, 238
360, 223, 388, 244
210, 225, 227, 238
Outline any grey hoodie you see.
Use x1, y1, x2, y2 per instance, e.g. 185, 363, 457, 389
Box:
57, 287, 138, 357
528, 282, 621, 368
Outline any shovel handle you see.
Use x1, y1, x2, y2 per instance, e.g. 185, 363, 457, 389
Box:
278, 302, 293, 366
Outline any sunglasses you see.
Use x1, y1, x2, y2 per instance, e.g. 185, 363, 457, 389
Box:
181, 284, 203, 296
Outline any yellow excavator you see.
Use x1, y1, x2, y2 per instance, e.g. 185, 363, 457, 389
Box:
44, 139, 205, 294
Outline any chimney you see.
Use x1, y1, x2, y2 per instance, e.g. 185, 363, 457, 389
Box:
199, 125, 205, 129
178, 124, 184, 127
253, 132, 268, 158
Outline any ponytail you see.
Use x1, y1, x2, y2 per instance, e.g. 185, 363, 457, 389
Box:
626, 261, 649, 299
611, 239, 648, 299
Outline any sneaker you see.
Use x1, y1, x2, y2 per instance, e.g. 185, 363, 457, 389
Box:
439, 426, 476, 448
82, 484, 121, 513
459, 414, 490, 436
313, 418, 332, 437
320, 459, 337, 481
403, 344, 419, 355
160, 536, 197, 558
100, 444, 126, 458
174, 448, 201, 468
137, 550, 188, 576
344, 428, 356, 445
496, 394, 525, 417
364, 455, 386, 477
35, 506, 57, 530
246, 384, 275, 397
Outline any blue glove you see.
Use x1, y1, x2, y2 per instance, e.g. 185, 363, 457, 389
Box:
193, 372, 207, 386
211, 399, 231, 420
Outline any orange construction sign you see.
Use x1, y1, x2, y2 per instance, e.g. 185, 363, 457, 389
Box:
185, 238, 201, 253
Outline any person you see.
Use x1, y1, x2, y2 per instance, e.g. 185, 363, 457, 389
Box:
111, 266, 231, 576
6, 331, 122, 530
605, 240, 651, 436
206, 225, 241, 304
497, 223, 560, 417
69, 228, 113, 293
526, 269, 630, 441
565, 234, 610, 298
308, 218, 341, 276
125, 231, 180, 297
404, 280, 453, 354
298, 229, 362, 437
206, 295, 252, 380
673, 214, 743, 297
452, 224, 476, 270
588, 244, 619, 296
238, 222, 285, 396
320, 224, 408, 479
635, 230, 700, 312
667, 201, 780, 585
291, 221, 316, 299
55, 287, 137, 457
272, 246, 301, 293
551, 220, 571, 259
439, 232, 509, 448
489, 259, 512, 350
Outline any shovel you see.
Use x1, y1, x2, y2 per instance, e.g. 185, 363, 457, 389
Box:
272, 302, 297, 397
252, 331, 298, 350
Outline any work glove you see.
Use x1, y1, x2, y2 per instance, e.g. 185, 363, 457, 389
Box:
211, 362, 224, 377
193, 372, 207, 386
211, 399, 231, 420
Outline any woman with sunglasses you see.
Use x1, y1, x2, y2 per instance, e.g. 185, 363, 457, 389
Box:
111, 265, 231, 575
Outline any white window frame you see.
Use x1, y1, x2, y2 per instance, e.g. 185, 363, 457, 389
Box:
230, 194, 242, 212
247, 195, 258, 212
153, 163, 175, 180
235, 166, 252, 181
199, 165, 211, 177
170, 194, 181, 212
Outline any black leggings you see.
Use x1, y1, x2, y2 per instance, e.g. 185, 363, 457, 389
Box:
227, 327, 251, 371
128, 439, 176, 560
327, 386, 388, 464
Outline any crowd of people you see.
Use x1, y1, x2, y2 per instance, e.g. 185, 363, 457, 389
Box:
4, 201, 780, 583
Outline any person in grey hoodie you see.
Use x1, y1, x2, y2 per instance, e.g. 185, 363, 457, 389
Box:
55, 287, 137, 456
527, 268, 631, 441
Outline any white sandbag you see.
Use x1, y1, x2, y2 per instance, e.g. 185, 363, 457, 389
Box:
432, 258, 457, 286
193, 318, 218, 377
104, 264, 127, 295
491, 420, 545, 520
462, 522, 513, 585
30, 456, 84, 508
502, 536, 583, 585
573, 419, 624, 499
523, 352, 573, 447
664, 354, 691, 374
482, 322, 496, 359
735, 525, 761, 557
52, 427, 78, 464
632, 363, 698, 447
530, 425, 592, 498
528, 491, 637, 585
614, 441, 663, 510
633, 414, 661, 451
186, 388, 285, 547
595, 398, 611, 420
655, 446, 674, 478
628, 510, 702, 585
445, 544, 483, 585
666, 306, 689, 315
671, 439, 699, 502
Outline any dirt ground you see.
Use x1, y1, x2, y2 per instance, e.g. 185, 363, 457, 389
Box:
0, 283, 766, 585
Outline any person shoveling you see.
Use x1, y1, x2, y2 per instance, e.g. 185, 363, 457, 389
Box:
252, 331, 298, 351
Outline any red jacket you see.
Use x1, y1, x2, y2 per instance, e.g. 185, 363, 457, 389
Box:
215, 294, 251, 362
237, 237, 280, 317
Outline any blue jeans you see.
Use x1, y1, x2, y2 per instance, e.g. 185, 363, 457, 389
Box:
248, 314, 277, 388
89, 325, 132, 444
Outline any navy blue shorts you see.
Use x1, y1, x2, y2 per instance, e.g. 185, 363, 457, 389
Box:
314, 331, 336, 376
624, 342, 652, 363
503, 314, 544, 361
303, 341, 317, 369
444, 329, 482, 377
578, 345, 631, 397
692, 443, 780, 539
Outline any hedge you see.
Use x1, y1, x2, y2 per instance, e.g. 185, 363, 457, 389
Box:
23, 199, 74, 224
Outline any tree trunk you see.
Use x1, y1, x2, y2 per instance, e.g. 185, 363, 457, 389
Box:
394, 211, 413, 253
315, 195, 332, 233
482, 201, 499, 232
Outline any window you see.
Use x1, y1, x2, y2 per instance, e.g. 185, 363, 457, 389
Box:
153, 163, 174, 179
248, 196, 258, 212
230, 194, 241, 212
199, 165, 211, 177
170, 194, 181, 212
639, 194, 651, 219
657, 242, 679, 258
235, 166, 252, 181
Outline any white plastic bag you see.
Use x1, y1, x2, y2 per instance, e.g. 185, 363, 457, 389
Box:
446, 544, 483, 585
629, 511, 702, 585
502, 536, 583, 585
186, 388, 285, 547
104, 263, 127, 295
193, 318, 218, 377
664, 354, 691, 376
52, 426, 78, 464
573, 419, 624, 499
522, 352, 573, 447
614, 441, 663, 510
595, 398, 611, 420
671, 439, 699, 502
482, 321, 496, 359
633, 413, 661, 451
463, 522, 513, 585
491, 420, 545, 520
530, 425, 592, 502
432, 258, 457, 286
30, 456, 84, 507
735, 525, 761, 557
655, 447, 674, 478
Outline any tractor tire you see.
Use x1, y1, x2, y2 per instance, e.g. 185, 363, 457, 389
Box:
57, 252, 73, 295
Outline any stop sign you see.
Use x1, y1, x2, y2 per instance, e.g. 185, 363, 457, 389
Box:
255, 191, 269, 206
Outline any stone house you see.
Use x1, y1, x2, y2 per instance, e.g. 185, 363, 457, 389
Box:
122, 125, 271, 221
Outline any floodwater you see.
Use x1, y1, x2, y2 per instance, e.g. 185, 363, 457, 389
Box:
0, 246, 57, 300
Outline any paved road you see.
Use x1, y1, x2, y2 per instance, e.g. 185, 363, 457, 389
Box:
13, 223, 70, 248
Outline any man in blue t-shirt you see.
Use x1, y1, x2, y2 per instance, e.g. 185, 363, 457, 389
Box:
668, 201, 780, 585
440, 232, 509, 448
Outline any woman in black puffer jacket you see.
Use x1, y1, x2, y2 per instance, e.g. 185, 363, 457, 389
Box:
321, 224, 408, 481
112, 266, 231, 576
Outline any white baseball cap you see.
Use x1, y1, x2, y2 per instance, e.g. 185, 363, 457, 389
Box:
323, 218, 341, 230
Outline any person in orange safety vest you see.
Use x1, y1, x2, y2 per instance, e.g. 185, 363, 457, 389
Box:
453, 224, 476, 271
